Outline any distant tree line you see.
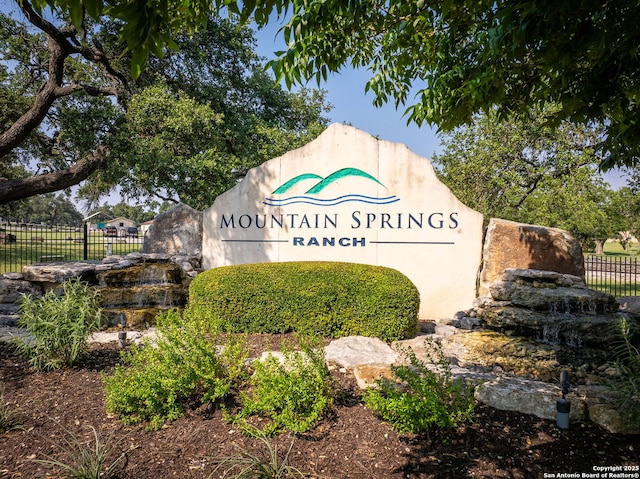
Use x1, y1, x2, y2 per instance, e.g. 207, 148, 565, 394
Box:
0, 195, 159, 228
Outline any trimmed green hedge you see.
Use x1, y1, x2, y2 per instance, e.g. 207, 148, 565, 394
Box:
189, 261, 419, 341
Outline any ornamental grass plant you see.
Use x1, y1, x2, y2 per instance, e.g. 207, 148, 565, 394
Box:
13, 278, 103, 370
0, 385, 22, 433
606, 316, 640, 430
209, 427, 307, 479
33, 421, 131, 479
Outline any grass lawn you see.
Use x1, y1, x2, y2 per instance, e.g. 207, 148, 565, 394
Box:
601, 240, 640, 256
587, 279, 640, 296
586, 240, 640, 296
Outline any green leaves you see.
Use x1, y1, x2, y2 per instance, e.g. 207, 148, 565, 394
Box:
240, 0, 640, 169
3, 4, 331, 205
226, 336, 335, 436
432, 106, 615, 243
189, 261, 419, 341
22, 0, 640, 166
103, 307, 249, 429
13, 278, 103, 371
106, 83, 230, 208
363, 339, 476, 433
86, 16, 330, 209
605, 317, 640, 431
103, 307, 334, 433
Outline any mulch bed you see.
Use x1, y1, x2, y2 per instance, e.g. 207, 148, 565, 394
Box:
1, 338, 639, 479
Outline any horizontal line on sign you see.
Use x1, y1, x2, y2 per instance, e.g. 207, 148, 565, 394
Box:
221, 240, 289, 243
370, 241, 456, 245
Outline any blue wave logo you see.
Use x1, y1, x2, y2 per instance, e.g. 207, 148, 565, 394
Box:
265, 167, 400, 207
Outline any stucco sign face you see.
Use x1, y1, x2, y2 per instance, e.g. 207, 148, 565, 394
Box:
202, 124, 484, 319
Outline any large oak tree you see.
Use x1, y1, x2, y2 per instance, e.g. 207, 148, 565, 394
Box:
0, 1, 330, 207
20, 0, 640, 169
0, 1, 126, 203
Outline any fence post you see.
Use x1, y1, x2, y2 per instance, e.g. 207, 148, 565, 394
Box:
83, 222, 88, 260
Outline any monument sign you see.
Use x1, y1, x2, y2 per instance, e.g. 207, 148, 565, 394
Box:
202, 124, 484, 318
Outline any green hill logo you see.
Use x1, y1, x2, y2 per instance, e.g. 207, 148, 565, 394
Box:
264, 167, 399, 206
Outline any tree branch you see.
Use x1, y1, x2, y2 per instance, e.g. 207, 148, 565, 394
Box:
0, 148, 107, 204
0, 0, 126, 159
153, 191, 180, 204
0, 32, 67, 158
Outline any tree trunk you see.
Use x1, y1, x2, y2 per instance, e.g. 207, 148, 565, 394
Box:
595, 239, 605, 255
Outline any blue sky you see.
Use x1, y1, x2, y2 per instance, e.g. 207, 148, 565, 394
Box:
252, 21, 443, 161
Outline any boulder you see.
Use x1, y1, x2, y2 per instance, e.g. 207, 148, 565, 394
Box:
617, 296, 640, 319
478, 306, 622, 347
22, 261, 99, 286
438, 331, 565, 381
351, 348, 492, 390
142, 203, 203, 257
490, 269, 616, 314
575, 384, 640, 434
352, 363, 397, 389
475, 376, 586, 422
473, 268, 623, 347
4, 254, 193, 329
324, 336, 399, 369
587, 403, 639, 434
0, 277, 43, 303
479, 219, 585, 296
88, 327, 159, 346
100, 284, 187, 308
97, 261, 183, 287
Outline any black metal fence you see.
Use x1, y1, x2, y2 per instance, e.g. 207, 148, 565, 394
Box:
0, 222, 143, 274
584, 255, 640, 297
1, 228, 638, 297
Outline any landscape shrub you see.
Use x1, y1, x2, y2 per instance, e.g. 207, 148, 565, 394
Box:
13, 278, 103, 370
606, 316, 640, 430
103, 307, 248, 430
363, 338, 476, 433
225, 336, 336, 436
189, 261, 419, 341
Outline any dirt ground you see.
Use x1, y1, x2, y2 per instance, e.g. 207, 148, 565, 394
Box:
1, 338, 639, 479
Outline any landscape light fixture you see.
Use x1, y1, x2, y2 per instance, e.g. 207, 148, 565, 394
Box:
556, 370, 571, 429
118, 313, 127, 348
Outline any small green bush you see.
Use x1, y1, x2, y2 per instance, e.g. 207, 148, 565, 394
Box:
103, 307, 248, 430
189, 262, 419, 341
13, 278, 103, 370
363, 338, 476, 434
225, 336, 336, 436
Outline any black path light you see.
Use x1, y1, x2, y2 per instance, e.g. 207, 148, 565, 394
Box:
118, 313, 127, 348
556, 370, 571, 429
